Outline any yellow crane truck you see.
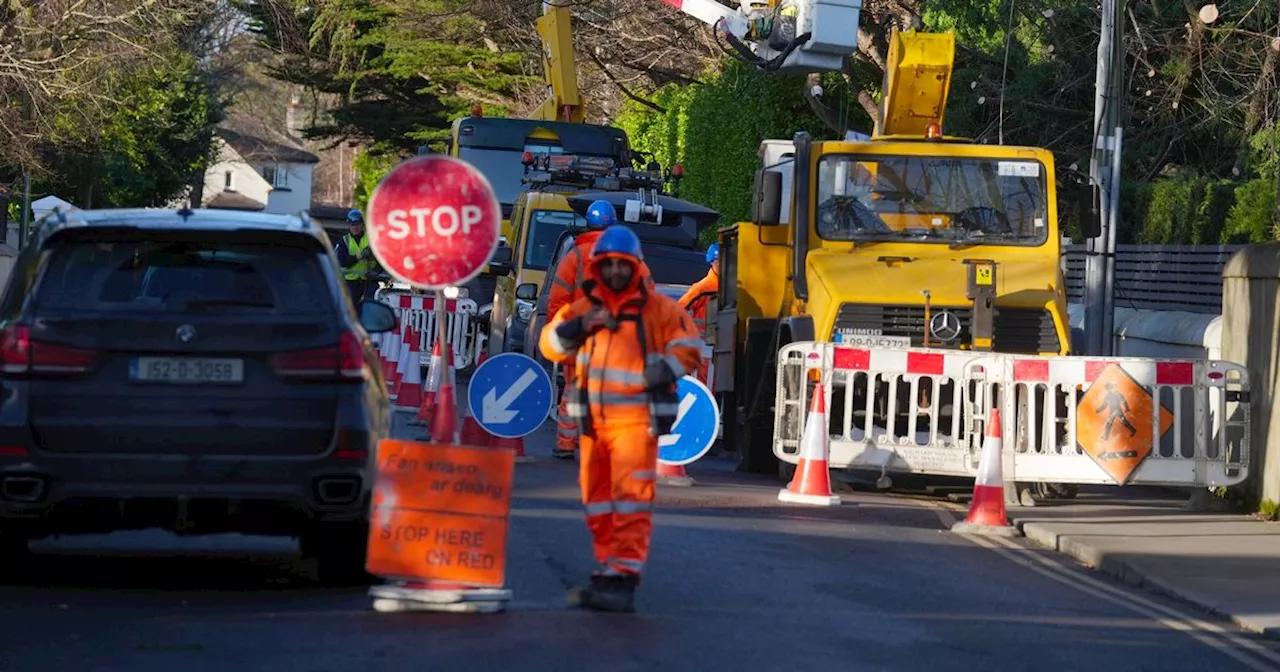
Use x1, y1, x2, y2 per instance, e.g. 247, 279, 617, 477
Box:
709, 31, 1101, 493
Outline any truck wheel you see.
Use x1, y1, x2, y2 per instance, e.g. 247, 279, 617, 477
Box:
300, 523, 372, 586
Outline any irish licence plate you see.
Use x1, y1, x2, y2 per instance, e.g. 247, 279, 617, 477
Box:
838, 335, 912, 349
130, 357, 245, 384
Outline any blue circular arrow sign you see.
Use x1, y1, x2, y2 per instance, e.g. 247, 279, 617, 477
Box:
466, 353, 554, 439
657, 376, 721, 467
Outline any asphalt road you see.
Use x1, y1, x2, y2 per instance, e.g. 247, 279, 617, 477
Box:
1, 409, 1278, 671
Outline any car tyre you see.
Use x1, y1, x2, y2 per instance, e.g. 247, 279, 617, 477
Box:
300, 522, 372, 586
0, 530, 33, 579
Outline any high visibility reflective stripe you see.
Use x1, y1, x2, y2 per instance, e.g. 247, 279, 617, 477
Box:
588, 368, 647, 387
552, 277, 574, 291
584, 501, 613, 516
608, 558, 644, 573
584, 500, 654, 516
614, 500, 652, 514
546, 328, 572, 356
661, 354, 687, 377
633, 469, 656, 480
668, 337, 703, 350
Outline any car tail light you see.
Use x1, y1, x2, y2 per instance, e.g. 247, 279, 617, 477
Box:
271, 331, 366, 382
0, 326, 97, 377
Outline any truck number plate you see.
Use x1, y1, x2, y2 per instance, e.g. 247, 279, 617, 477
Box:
840, 335, 911, 349
130, 357, 245, 384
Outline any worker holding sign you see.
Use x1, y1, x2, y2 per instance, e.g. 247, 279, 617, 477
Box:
546, 200, 617, 460
539, 225, 702, 612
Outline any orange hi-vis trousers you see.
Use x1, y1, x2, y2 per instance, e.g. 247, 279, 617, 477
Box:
556, 362, 579, 451
580, 422, 657, 576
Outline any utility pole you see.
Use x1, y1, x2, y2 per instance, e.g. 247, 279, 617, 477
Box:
1083, 0, 1126, 356
19, 170, 30, 250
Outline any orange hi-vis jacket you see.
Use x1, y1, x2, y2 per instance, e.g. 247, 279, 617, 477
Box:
678, 267, 719, 335
547, 229, 604, 324
539, 261, 703, 436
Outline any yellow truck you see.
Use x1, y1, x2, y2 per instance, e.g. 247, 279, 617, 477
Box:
711, 31, 1100, 493
486, 154, 683, 355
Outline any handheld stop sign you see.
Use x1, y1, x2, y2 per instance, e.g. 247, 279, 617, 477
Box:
365, 155, 502, 290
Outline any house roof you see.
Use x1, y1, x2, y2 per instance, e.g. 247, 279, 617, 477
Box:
217, 113, 320, 165
205, 191, 266, 211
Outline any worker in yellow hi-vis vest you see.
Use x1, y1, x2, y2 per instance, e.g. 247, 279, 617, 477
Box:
335, 209, 380, 302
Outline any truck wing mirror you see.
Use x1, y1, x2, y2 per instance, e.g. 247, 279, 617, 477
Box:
516, 283, 538, 301
752, 169, 783, 226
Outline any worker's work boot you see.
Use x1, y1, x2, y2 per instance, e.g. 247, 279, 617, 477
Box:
552, 448, 575, 460
567, 574, 637, 613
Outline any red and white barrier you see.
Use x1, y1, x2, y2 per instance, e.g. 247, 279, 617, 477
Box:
773, 341, 1252, 491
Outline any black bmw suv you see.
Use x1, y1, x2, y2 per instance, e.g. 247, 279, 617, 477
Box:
0, 208, 396, 583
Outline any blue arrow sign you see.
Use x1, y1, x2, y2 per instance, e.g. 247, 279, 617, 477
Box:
658, 376, 721, 467
467, 353, 554, 439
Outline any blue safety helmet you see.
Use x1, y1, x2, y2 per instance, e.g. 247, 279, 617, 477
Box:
705, 242, 720, 264
591, 225, 644, 262
346, 209, 364, 224
584, 200, 618, 229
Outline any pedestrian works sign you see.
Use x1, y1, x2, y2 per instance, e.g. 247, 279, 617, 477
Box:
1075, 364, 1174, 485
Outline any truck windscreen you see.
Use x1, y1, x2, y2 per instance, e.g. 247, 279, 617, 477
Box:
458, 146, 616, 206
814, 154, 1050, 247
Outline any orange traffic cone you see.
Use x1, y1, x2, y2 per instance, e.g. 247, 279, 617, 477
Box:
657, 461, 695, 487
417, 339, 442, 424
950, 408, 1018, 536
395, 327, 423, 413
460, 414, 490, 447
381, 330, 398, 383
391, 328, 411, 401
430, 342, 459, 444
492, 434, 534, 464
777, 384, 841, 506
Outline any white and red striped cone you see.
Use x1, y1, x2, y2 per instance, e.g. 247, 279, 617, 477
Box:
417, 339, 442, 423
657, 461, 695, 487
395, 327, 423, 413
390, 328, 411, 402
777, 385, 842, 506
950, 408, 1018, 537
429, 342, 459, 444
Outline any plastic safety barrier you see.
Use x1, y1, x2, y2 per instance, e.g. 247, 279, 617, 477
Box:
773, 341, 1250, 488
377, 290, 483, 371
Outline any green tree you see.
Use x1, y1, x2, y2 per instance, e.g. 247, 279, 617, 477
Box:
37, 54, 225, 208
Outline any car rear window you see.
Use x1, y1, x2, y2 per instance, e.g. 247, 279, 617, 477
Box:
35, 234, 335, 314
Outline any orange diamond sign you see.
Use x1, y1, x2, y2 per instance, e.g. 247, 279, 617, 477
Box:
1075, 364, 1174, 485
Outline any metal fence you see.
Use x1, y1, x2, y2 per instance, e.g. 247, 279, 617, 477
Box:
1063, 244, 1243, 314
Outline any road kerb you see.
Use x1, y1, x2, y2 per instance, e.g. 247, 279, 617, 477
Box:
1017, 520, 1280, 641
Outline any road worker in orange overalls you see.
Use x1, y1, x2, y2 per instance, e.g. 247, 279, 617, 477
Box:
546, 199, 618, 460
539, 225, 702, 612
677, 242, 720, 385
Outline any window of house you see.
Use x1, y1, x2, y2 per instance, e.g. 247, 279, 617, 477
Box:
261, 164, 289, 190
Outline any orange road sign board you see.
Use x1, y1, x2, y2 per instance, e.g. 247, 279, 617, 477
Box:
1075, 364, 1174, 485
366, 440, 515, 588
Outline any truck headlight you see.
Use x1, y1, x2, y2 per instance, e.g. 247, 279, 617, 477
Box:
516, 300, 534, 322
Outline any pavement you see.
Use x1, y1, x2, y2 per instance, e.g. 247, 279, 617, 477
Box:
1004, 489, 1280, 639
1, 397, 1279, 670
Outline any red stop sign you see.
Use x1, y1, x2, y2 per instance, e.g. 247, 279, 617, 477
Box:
366, 155, 501, 290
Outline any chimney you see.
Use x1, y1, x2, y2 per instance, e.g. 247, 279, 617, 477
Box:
286, 94, 303, 139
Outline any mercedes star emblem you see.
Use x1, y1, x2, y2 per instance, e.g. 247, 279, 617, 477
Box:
176, 324, 197, 344
929, 310, 962, 343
